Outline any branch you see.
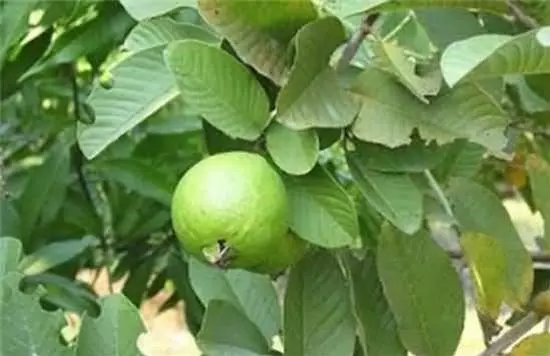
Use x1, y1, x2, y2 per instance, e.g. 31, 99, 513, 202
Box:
335, 13, 379, 73
478, 312, 543, 356
508, 0, 539, 29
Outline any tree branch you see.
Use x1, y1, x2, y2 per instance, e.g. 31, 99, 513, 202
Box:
478, 312, 543, 356
335, 13, 379, 73
508, 0, 539, 29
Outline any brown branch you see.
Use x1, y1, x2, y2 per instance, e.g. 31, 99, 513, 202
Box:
508, 0, 539, 29
335, 13, 379, 73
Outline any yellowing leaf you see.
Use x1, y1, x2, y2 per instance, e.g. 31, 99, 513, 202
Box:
510, 333, 550, 356
526, 154, 550, 250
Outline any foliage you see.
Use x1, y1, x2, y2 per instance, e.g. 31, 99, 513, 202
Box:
2, 0, 550, 355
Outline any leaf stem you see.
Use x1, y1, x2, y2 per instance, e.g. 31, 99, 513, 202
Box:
423, 169, 456, 223
507, 0, 539, 29
478, 312, 543, 356
335, 13, 379, 73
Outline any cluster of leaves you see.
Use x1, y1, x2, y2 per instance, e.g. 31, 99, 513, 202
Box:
2, 0, 550, 355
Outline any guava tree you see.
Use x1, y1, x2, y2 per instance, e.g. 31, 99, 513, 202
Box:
2, 0, 550, 355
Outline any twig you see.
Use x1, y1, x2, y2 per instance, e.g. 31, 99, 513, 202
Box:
335, 13, 379, 73
508, 0, 539, 29
68, 64, 114, 294
478, 312, 543, 356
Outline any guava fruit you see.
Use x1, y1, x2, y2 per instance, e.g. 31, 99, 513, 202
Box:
171, 151, 307, 274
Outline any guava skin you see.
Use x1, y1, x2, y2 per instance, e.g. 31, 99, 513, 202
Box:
171, 151, 306, 273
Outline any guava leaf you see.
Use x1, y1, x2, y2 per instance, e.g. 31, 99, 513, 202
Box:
346, 151, 423, 234
350, 67, 508, 153
510, 333, 550, 356
460, 233, 508, 319
285, 166, 359, 247
347, 251, 406, 356
266, 123, 319, 175
0, 0, 40, 65
0, 237, 22, 279
441, 27, 550, 88
526, 154, 550, 249
188, 258, 281, 341
518, 1, 550, 26
284, 250, 356, 356
448, 178, 533, 308
0, 272, 72, 356
197, 300, 271, 356
164, 40, 270, 140
0, 199, 21, 239
18, 236, 98, 276
76, 294, 146, 356
123, 17, 219, 52
377, 227, 465, 356
198, 0, 318, 85
118, 0, 197, 21
434, 140, 486, 180
276, 17, 359, 129
78, 48, 179, 159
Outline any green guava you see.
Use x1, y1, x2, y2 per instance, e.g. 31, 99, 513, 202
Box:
171, 151, 307, 274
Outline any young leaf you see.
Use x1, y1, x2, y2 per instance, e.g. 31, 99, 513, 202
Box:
198, 0, 318, 84
198, 300, 271, 356
526, 154, 550, 249
377, 227, 465, 356
0, 237, 22, 278
123, 17, 219, 52
347, 151, 423, 234
0, 273, 72, 356
78, 48, 179, 159
164, 40, 270, 140
284, 250, 356, 356
460, 233, 508, 319
510, 333, 550, 356
285, 165, 359, 247
441, 27, 550, 87
76, 294, 146, 356
266, 123, 319, 175
350, 67, 508, 153
276, 17, 359, 130
189, 258, 281, 341
118, 0, 197, 21
448, 178, 533, 307
18, 236, 98, 276
347, 251, 406, 356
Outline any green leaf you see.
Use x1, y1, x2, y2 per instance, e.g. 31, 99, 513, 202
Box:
0, 198, 21, 239
0, 237, 22, 279
17, 141, 70, 246
448, 178, 533, 307
285, 166, 359, 247
266, 123, 319, 175
96, 159, 176, 206
189, 258, 281, 341
284, 250, 356, 356
164, 40, 270, 140
434, 140, 485, 180
377, 227, 465, 356
198, 0, 318, 84
526, 154, 550, 249
350, 67, 508, 153
18, 236, 98, 276
460, 233, 508, 319
349, 140, 445, 173
0, 0, 40, 65
78, 47, 179, 159
118, 0, 197, 21
0, 272, 72, 356
347, 151, 423, 234
510, 333, 550, 356
519, 1, 550, 26
123, 16, 218, 53
276, 17, 359, 129
347, 251, 406, 356
197, 300, 271, 356
76, 294, 146, 356
441, 27, 550, 88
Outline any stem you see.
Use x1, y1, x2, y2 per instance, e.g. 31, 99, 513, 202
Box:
478, 312, 543, 356
423, 169, 456, 223
68, 64, 114, 294
335, 13, 379, 73
508, 0, 539, 29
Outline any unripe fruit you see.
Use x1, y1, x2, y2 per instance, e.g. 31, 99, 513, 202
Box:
171, 151, 307, 274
